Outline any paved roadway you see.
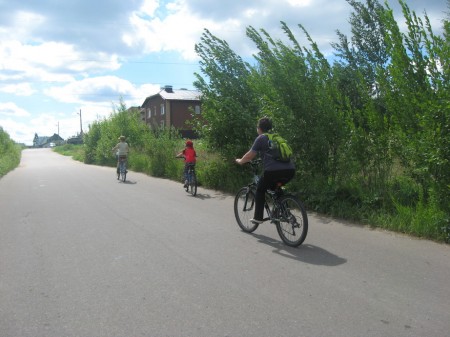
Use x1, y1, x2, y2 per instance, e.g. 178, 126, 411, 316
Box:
0, 149, 449, 337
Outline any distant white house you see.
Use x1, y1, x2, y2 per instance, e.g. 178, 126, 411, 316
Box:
33, 133, 64, 148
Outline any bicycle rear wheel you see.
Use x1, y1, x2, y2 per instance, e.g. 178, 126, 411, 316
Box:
189, 171, 197, 196
120, 161, 127, 182
234, 187, 259, 233
275, 195, 308, 247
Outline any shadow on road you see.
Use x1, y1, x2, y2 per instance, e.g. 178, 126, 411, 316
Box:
119, 180, 137, 185
191, 193, 213, 200
251, 233, 347, 266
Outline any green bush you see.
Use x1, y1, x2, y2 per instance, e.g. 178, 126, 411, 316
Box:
53, 144, 84, 162
128, 153, 150, 174
0, 128, 21, 177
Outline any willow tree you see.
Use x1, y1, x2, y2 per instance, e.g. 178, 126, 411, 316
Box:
193, 29, 259, 159
380, 0, 450, 213
246, 22, 345, 181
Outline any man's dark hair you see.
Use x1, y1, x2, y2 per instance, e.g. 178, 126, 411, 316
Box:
258, 117, 272, 132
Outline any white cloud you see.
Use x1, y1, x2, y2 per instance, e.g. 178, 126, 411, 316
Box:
0, 118, 34, 145
44, 76, 160, 106
0, 40, 121, 83
125, 0, 252, 60
285, 0, 311, 7
0, 83, 35, 96
139, 0, 160, 17
0, 102, 30, 117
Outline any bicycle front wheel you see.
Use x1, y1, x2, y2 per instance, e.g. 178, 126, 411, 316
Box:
275, 195, 308, 247
234, 187, 259, 233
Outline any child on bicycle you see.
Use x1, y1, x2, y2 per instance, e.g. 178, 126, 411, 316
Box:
112, 135, 129, 178
176, 140, 197, 188
236, 117, 295, 224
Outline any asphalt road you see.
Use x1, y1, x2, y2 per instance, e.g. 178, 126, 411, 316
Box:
1, 149, 449, 337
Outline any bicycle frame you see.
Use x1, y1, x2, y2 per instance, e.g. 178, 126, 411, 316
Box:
186, 163, 195, 181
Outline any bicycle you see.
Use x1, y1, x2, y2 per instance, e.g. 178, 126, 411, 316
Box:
117, 155, 127, 182
185, 163, 197, 196
234, 159, 308, 247
176, 157, 197, 196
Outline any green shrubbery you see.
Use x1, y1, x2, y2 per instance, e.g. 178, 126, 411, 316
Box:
0, 128, 21, 177
191, 0, 449, 242
53, 144, 84, 161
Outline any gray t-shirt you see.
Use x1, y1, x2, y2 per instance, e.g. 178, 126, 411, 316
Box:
251, 134, 295, 171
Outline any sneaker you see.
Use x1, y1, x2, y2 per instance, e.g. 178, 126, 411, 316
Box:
250, 218, 264, 224
183, 180, 188, 188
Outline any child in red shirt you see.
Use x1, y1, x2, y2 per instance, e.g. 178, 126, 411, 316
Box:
176, 140, 197, 187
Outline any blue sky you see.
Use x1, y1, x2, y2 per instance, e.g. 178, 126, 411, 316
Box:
0, 0, 446, 145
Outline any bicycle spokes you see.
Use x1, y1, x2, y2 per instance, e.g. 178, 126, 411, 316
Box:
275, 196, 308, 247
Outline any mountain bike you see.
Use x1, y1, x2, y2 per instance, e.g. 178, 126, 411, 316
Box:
117, 155, 127, 182
234, 159, 308, 247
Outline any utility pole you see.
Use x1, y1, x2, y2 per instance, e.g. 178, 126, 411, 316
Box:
77, 109, 83, 135
56, 121, 59, 135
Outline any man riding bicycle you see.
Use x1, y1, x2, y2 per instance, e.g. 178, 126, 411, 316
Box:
236, 117, 295, 224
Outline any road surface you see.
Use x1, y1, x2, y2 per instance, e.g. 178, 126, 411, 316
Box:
1, 149, 449, 337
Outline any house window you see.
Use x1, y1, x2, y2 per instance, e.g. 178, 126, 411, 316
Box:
195, 105, 201, 114
147, 108, 151, 118
160, 104, 165, 115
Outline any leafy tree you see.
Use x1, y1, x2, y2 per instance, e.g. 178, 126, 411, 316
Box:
246, 23, 346, 180
380, 0, 450, 212
193, 29, 260, 159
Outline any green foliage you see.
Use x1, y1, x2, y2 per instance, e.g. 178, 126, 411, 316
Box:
0, 127, 21, 177
246, 23, 342, 178
53, 144, 84, 162
379, 188, 449, 241
84, 99, 156, 167
193, 29, 260, 159
143, 127, 180, 178
196, 154, 248, 193
191, 0, 449, 241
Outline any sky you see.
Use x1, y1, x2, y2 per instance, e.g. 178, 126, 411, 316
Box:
0, 0, 447, 145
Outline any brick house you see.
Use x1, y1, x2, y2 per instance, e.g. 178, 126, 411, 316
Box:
140, 85, 201, 138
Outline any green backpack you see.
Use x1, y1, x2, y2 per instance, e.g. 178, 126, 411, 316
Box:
264, 133, 293, 162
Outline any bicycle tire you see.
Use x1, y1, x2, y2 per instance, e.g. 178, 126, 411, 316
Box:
275, 195, 308, 247
119, 161, 127, 182
190, 171, 197, 196
234, 187, 259, 233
